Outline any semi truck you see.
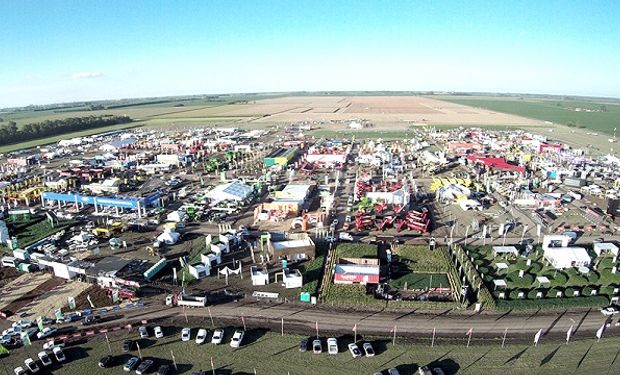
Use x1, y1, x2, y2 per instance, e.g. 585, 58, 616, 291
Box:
165, 293, 207, 307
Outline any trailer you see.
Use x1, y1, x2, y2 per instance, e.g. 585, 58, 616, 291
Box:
165, 293, 207, 307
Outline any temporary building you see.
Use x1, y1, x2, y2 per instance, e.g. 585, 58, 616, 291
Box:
543, 247, 591, 269
157, 229, 180, 245
593, 242, 619, 257
205, 181, 253, 205
282, 268, 303, 288
250, 266, 269, 286
492, 246, 519, 257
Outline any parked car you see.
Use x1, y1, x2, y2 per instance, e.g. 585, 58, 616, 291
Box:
43, 339, 65, 350
157, 365, 171, 375
52, 346, 66, 362
181, 328, 191, 341
99, 355, 114, 368
136, 359, 154, 375
154, 326, 164, 339
363, 342, 375, 357
37, 351, 52, 367
123, 356, 140, 372
13, 367, 26, 375
327, 337, 338, 355
36, 327, 57, 339
601, 306, 619, 316
82, 315, 100, 326
211, 329, 224, 344
230, 330, 244, 348
138, 326, 149, 338
24, 358, 40, 373
312, 339, 322, 354
122, 339, 135, 352
12, 320, 32, 329
348, 343, 362, 358
299, 338, 308, 352
196, 329, 208, 344
418, 366, 432, 375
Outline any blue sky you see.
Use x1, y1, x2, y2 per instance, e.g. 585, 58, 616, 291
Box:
1, 0, 619, 107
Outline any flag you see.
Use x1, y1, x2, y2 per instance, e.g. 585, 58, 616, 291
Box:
112, 289, 119, 303
37, 316, 44, 331
67, 296, 76, 310
596, 323, 605, 340
20, 332, 31, 346
241, 315, 246, 327
87, 294, 95, 308
566, 325, 573, 343
466, 328, 473, 337
391, 325, 397, 333
55, 308, 64, 320
352, 324, 357, 333
534, 329, 543, 345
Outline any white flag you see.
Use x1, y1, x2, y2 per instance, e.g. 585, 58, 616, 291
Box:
466, 328, 473, 337
534, 329, 542, 345
86, 294, 95, 309
566, 325, 573, 343
596, 323, 605, 340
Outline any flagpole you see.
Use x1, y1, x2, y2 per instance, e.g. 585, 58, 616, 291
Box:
431, 327, 436, 348
183, 305, 188, 324
171, 350, 178, 371
501, 328, 507, 348
208, 306, 215, 328
392, 325, 397, 346
354, 324, 357, 343
281, 317, 284, 336
241, 315, 246, 331
210, 356, 216, 375
105, 333, 112, 354
316, 322, 319, 339
467, 331, 472, 348
136, 342, 142, 359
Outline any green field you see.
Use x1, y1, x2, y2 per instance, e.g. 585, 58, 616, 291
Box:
439, 96, 620, 135
3, 326, 620, 374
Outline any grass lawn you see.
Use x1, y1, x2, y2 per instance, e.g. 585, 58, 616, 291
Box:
10, 217, 75, 248
390, 272, 450, 290
439, 96, 620, 135
300, 243, 327, 294
335, 243, 377, 258
3, 326, 620, 374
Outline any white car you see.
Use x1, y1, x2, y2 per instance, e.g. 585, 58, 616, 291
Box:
195, 329, 208, 344
230, 330, 244, 348
211, 329, 224, 344
24, 358, 40, 373
43, 339, 65, 350
348, 343, 362, 358
13, 367, 26, 375
138, 326, 149, 338
363, 342, 375, 357
601, 306, 619, 316
339, 232, 354, 242
37, 351, 52, 367
36, 327, 57, 339
327, 337, 338, 355
52, 346, 66, 362
181, 328, 191, 341
154, 326, 164, 339
12, 320, 33, 329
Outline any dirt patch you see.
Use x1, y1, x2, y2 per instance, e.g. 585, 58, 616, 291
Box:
3, 276, 64, 317
64, 285, 118, 312
0, 267, 21, 288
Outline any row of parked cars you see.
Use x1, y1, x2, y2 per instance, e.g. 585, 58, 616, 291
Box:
13, 342, 66, 375
137, 325, 244, 348
301, 337, 375, 358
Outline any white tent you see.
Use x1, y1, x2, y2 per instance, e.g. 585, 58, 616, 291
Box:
593, 242, 619, 257
544, 247, 591, 269
157, 229, 180, 245
206, 181, 253, 205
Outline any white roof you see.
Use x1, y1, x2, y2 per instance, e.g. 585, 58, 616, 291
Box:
335, 264, 380, 276
493, 279, 507, 287
536, 276, 550, 284
495, 262, 509, 270
594, 242, 619, 252
545, 247, 591, 263
272, 239, 313, 250
206, 181, 252, 203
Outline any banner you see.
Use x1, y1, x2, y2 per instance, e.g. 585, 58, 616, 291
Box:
55, 308, 64, 321
20, 332, 31, 346
37, 316, 45, 331
67, 296, 76, 310
596, 324, 605, 340
566, 325, 573, 344
87, 294, 95, 309
534, 329, 542, 346
112, 289, 119, 304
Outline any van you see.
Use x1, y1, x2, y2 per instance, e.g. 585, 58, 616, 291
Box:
1, 257, 18, 268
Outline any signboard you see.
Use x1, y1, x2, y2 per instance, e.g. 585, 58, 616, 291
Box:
300, 292, 311, 302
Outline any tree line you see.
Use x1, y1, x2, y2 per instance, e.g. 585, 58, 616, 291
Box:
0, 115, 132, 146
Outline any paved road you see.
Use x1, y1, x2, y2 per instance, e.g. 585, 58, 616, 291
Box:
97, 300, 616, 343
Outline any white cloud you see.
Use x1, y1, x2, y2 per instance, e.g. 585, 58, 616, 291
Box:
71, 71, 104, 80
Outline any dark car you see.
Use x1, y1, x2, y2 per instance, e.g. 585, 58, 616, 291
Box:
157, 365, 171, 375
122, 339, 134, 352
299, 338, 308, 352
123, 357, 140, 372
136, 359, 154, 375
98, 355, 114, 368
82, 315, 101, 326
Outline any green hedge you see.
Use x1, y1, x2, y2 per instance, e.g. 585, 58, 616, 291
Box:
496, 295, 609, 311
